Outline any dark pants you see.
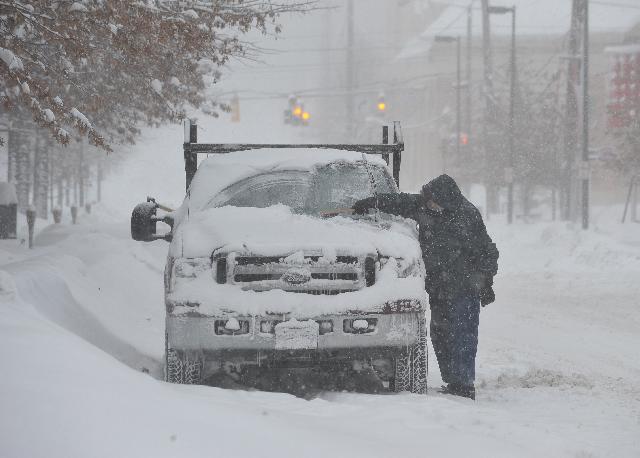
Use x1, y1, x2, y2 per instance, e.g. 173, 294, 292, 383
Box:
430, 293, 480, 386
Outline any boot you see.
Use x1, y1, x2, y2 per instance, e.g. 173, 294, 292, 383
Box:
439, 383, 475, 400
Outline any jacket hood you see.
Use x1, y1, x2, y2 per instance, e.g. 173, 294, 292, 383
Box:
421, 174, 463, 211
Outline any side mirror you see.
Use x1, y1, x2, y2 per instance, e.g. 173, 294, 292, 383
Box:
131, 197, 173, 242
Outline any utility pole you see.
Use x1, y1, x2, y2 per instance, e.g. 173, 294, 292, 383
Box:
466, 5, 473, 142
346, 0, 354, 140
486, 5, 517, 223
581, 0, 590, 229
456, 37, 462, 159
563, 0, 583, 221
507, 7, 517, 224
480, 0, 496, 217
435, 35, 462, 170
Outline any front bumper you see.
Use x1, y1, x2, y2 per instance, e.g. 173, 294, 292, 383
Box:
167, 311, 423, 353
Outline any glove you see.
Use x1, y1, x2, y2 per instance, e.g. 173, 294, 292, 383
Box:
479, 285, 495, 307
352, 197, 377, 215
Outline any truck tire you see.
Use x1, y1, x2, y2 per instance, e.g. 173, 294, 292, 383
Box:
392, 315, 427, 394
166, 348, 203, 385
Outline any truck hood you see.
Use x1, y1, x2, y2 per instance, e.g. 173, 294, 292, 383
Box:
170, 204, 421, 262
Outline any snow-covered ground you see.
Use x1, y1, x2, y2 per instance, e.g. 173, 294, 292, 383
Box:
1, 128, 639, 457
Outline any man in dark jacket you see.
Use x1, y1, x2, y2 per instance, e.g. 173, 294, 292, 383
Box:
353, 174, 498, 400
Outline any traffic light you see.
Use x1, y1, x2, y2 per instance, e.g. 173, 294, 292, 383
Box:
377, 93, 386, 112
284, 95, 309, 126
446, 132, 470, 151
284, 95, 299, 125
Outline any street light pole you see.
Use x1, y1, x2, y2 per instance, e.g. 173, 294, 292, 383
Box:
508, 6, 516, 225
466, 5, 473, 144
435, 35, 462, 173
456, 35, 462, 159
581, 0, 590, 230
488, 5, 516, 224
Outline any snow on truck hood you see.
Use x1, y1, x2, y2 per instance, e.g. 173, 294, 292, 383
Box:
169, 206, 426, 317
171, 204, 421, 261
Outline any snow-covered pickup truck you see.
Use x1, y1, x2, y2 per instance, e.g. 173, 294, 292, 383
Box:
131, 123, 427, 393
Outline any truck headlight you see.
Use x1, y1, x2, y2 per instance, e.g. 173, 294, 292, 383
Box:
379, 256, 422, 278
173, 258, 211, 278
170, 258, 211, 292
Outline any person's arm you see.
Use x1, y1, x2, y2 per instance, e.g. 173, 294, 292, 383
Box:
466, 208, 499, 283
353, 193, 421, 221
463, 213, 498, 306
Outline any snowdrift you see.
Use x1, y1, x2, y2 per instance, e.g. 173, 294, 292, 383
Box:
1, 214, 639, 457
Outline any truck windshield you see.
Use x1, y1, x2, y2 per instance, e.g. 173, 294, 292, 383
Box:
206, 162, 394, 214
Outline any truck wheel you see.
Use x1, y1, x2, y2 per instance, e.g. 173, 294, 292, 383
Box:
391, 315, 427, 394
166, 348, 203, 385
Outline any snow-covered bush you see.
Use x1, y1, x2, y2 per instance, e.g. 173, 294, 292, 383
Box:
0, 1, 310, 149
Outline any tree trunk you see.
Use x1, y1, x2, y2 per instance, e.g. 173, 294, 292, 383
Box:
7, 125, 18, 183
32, 135, 49, 218
78, 142, 85, 207
486, 184, 500, 215
16, 142, 31, 211
57, 177, 64, 208
97, 160, 103, 203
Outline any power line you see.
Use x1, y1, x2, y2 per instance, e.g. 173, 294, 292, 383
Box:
215, 69, 467, 101
262, 44, 402, 53
435, 2, 472, 36
590, 0, 640, 9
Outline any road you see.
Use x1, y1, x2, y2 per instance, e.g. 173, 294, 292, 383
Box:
0, 131, 638, 457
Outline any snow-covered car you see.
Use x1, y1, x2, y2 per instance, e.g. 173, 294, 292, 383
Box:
131, 126, 427, 393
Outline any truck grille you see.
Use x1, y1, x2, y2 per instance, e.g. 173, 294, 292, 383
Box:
234, 255, 358, 266
224, 254, 372, 294
287, 289, 352, 295
233, 272, 358, 282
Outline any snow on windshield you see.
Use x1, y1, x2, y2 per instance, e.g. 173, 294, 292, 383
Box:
184, 148, 390, 213
206, 162, 394, 214
306, 162, 394, 213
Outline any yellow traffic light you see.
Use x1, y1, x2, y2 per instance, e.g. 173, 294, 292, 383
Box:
377, 101, 386, 112
301, 111, 310, 121
293, 106, 303, 117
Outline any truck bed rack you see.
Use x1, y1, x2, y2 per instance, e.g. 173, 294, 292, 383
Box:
182, 121, 404, 190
